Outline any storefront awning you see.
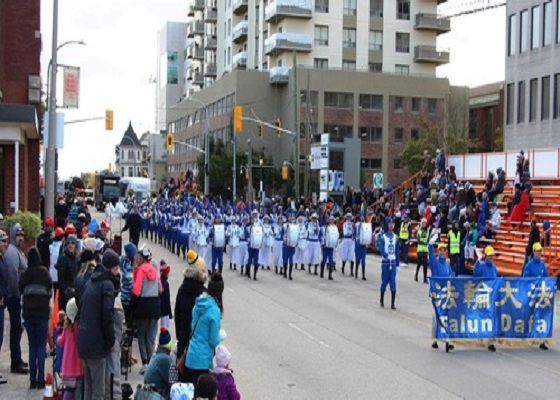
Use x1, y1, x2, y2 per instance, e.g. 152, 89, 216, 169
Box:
0, 103, 39, 142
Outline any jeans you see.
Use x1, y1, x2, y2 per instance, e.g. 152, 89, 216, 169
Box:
83, 358, 106, 400
136, 318, 157, 364
105, 349, 121, 400
7, 296, 23, 368
399, 239, 409, 264
23, 318, 49, 383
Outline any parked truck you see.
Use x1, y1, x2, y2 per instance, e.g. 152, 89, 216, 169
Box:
94, 174, 120, 211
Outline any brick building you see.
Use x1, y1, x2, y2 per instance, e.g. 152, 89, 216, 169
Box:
0, 0, 42, 215
469, 82, 504, 153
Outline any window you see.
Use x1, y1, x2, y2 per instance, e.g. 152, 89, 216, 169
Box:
531, 6, 540, 49
394, 158, 402, 169
520, 10, 528, 53
228, 18, 232, 36
394, 96, 404, 112
542, 75, 551, 120
369, 30, 383, 51
343, 0, 357, 15
411, 128, 419, 140
557, 0, 560, 43
555, 74, 560, 118
518, 81, 526, 123
324, 92, 354, 108
343, 28, 357, 48
314, 58, 328, 69
315, 0, 329, 13
506, 83, 514, 124
397, 0, 410, 20
428, 98, 437, 114
396, 32, 410, 53
369, 63, 382, 72
301, 90, 319, 107
508, 14, 517, 56
361, 158, 382, 169
360, 128, 382, 143
342, 60, 356, 71
529, 79, 538, 122
360, 94, 383, 110
543, 2, 552, 46
370, 0, 383, 17
412, 97, 421, 113
324, 125, 353, 142
314, 25, 329, 46
394, 128, 404, 142
395, 64, 409, 75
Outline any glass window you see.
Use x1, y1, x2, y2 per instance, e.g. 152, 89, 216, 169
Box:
324, 92, 353, 108
411, 128, 419, 140
520, 10, 528, 53
396, 32, 410, 53
314, 25, 329, 46
531, 6, 540, 49
301, 90, 319, 107
394, 96, 404, 112
343, 0, 357, 16
396, 64, 409, 75
361, 158, 382, 169
542, 75, 551, 120
369, 63, 382, 72
506, 83, 514, 125
343, 28, 357, 48
412, 97, 421, 113
370, 0, 383, 17
342, 60, 356, 71
428, 99, 437, 114
543, 2, 552, 46
360, 128, 382, 143
369, 30, 383, 51
554, 74, 560, 118
325, 125, 353, 142
529, 78, 538, 122
518, 81, 526, 123
315, 0, 329, 13
360, 94, 383, 110
397, 0, 410, 20
394, 128, 404, 143
508, 14, 517, 56
314, 58, 328, 69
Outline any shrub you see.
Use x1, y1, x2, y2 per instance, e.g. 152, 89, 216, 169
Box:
6, 211, 42, 240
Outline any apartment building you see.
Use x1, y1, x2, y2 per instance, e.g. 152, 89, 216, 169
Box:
505, 0, 560, 150
168, 0, 455, 194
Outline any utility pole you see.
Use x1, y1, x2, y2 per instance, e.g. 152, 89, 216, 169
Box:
304, 68, 310, 199
292, 51, 300, 199
247, 138, 253, 202
232, 133, 237, 202
45, 0, 59, 220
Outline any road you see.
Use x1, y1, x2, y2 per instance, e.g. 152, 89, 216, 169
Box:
1, 209, 559, 399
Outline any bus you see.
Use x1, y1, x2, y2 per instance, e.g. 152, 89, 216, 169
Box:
94, 175, 120, 211
118, 177, 151, 202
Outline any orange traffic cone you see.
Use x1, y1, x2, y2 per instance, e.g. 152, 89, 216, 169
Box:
43, 372, 54, 400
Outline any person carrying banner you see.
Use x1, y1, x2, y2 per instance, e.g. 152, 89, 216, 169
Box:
379, 218, 400, 309
473, 245, 498, 352
448, 222, 461, 276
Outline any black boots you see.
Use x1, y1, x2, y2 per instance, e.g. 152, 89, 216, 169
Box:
341, 262, 346, 275
314, 265, 318, 275
328, 267, 333, 280
350, 262, 354, 277
380, 291, 385, 308
320, 264, 325, 278
391, 291, 397, 310
283, 265, 287, 279
288, 265, 293, 280
253, 266, 258, 281
415, 266, 420, 282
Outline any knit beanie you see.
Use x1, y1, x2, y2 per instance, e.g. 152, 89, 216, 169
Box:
102, 249, 120, 269
208, 272, 224, 299
160, 259, 170, 277
215, 344, 231, 368
158, 326, 173, 350
124, 242, 137, 261
83, 237, 97, 253
184, 250, 207, 282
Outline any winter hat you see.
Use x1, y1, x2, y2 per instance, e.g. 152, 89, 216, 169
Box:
66, 298, 78, 324
45, 217, 54, 228
54, 227, 65, 239
160, 259, 170, 276
139, 245, 152, 261
0, 230, 7, 241
184, 250, 207, 282
95, 238, 105, 252
158, 326, 173, 350
83, 237, 97, 252
124, 242, 137, 261
208, 272, 224, 298
102, 249, 120, 269
215, 344, 231, 368
27, 247, 43, 268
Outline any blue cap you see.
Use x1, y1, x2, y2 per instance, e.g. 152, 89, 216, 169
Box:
385, 217, 393, 225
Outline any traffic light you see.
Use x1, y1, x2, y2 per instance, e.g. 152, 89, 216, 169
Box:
105, 109, 113, 130
166, 133, 174, 151
259, 124, 263, 140
233, 105, 243, 133
281, 165, 288, 180
276, 117, 281, 138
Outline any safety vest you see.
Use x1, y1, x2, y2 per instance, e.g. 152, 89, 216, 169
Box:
399, 222, 410, 240
417, 229, 429, 254
449, 231, 460, 255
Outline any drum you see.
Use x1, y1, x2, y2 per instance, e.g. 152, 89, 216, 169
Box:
359, 224, 373, 246
230, 235, 240, 248
287, 224, 299, 247
297, 238, 308, 250
250, 225, 264, 249
325, 226, 339, 248
214, 224, 225, 248
196, 232, 207, 246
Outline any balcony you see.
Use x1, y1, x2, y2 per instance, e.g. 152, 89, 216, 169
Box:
414, 13, 451, 34
232, 0, 248, 15
264, 33, 312, 55
193, 0, 205, 10
205, 36, 218, 49
204, 63, 217, 77
232, 20, 248, 44
187, 20, 205, 38
265, 0, 312, 23
269, 67, 290, 85
187, 45, 205, 60
188, 5, 194, 17
233, 51, 248, 69
192, 72, 204, 86
205, 9, 218, 23
413, 45, 450, 65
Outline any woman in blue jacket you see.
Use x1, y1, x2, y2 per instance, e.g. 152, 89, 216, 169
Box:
428, 241, 454, 352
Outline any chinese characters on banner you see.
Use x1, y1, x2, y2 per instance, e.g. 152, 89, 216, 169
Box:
430, 278, 557, 340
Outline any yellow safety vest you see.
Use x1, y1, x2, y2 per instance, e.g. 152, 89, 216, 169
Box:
449, 231, 460, 255
417, 230, 429, 254
399, 222, 410, 240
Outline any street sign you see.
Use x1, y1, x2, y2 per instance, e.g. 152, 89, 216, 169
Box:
373, 172, 384, 189
311, 145, 329, 170
321, 133, 329, 145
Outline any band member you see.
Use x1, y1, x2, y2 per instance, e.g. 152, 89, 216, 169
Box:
178, 209, 191, 261
294, 216, 308, 270
354, 214, 372, 281
192, 214, 209, 265
320, 215, 339, 280
247, 214, 263, 280
339, 213, 356, 276
229, 216, 247, 271
305, 213, 322, 275
272, 215, 285, 275
379, 218, 400, 310
210, 215, 226, 274
283, 213, 298, 280
259, 215, 274, 270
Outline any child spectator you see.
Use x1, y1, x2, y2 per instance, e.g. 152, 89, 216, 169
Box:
144, 326, 173, 399
211, 345, 240, 400
120, 242, 137, 325
196, 374, 218, 400
160, 259, 172, 329
57, 298, 83, 400
54, 310, 66, 375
